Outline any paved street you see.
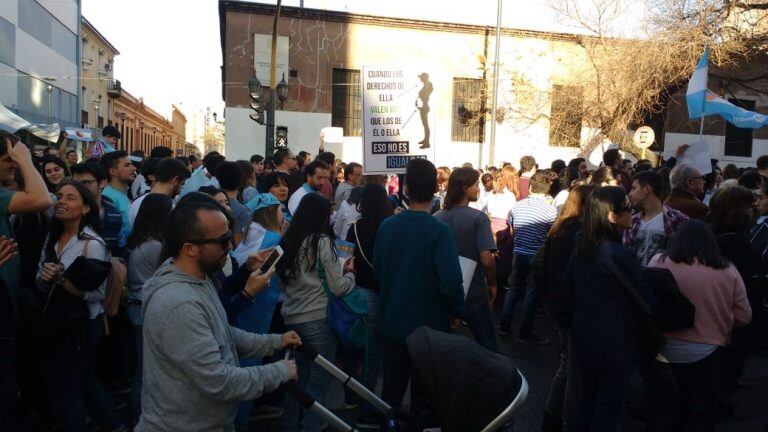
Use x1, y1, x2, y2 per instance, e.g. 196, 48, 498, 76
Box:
253, 308, 768, 432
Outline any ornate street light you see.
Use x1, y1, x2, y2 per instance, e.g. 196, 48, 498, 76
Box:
276, 73, 289, 109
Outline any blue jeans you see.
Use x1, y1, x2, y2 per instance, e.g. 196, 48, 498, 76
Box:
349, 288, 382, 420
499, 254, 538, 337
283, 318, 338, 432
464, 303, 498, 352
573, 359, 630, 432
127, 304, 143, 428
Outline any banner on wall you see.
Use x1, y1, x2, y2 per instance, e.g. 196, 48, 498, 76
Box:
361, 65, 435, 174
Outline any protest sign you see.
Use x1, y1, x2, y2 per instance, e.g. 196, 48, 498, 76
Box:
361, 66, 435, 174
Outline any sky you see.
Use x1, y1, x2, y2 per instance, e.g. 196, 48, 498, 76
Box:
82, 0, 645, 121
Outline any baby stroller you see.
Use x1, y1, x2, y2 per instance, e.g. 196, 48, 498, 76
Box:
406, 326, 529, 432
285, 326, 528, 432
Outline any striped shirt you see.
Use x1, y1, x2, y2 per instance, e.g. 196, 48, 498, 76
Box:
509, 195, 557, 256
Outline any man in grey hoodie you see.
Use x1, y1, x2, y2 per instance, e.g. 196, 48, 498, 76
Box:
136, 200, 301, 432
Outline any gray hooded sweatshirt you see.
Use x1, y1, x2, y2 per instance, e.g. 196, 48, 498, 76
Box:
136, 259, 291, 432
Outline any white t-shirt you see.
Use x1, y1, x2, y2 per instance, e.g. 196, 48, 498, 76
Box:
486, 188, 517, 220
635, 212, 665, 266
129, 193, 149, 225
553, 189, 569, 213
287, 184, 312, 216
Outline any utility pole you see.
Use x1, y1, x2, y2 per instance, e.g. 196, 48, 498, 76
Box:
265, 0, 283, 157
488, 0, 503, 167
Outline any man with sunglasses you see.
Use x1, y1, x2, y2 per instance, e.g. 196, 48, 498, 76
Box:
137, 200, 301, 432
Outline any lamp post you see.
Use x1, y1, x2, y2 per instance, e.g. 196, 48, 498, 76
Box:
117, 112, 126, 150
46, 84, 53, 124
139, 121, 145, 152
248, 72, 290, 157
93, 95, 102, 128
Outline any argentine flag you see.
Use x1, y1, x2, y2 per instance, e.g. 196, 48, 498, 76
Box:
686, 48, 768, 129
686, 48, 709, 119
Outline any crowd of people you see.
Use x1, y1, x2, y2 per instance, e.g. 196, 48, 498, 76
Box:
0, 124, 766, 432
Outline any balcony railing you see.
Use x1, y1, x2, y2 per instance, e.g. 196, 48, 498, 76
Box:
107, 79, 121, 96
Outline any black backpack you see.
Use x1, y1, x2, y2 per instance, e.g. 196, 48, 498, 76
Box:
641, 267, 696, 331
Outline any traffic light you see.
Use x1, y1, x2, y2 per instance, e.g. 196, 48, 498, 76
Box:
276, 126, 288, 148
249, 93, 265, 125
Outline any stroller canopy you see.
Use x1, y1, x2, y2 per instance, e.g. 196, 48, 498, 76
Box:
407, 326, 522, 432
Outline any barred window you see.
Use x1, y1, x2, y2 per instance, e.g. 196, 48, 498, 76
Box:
451, 78, 485, 143
331, 69, 362, 137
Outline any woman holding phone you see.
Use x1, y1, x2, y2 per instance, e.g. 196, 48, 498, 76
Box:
230, 192, 287, 430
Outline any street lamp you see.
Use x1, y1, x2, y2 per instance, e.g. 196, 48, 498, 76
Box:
248, 71, 290, 156
276, 73, 289, 109
46, 84, 53, 124
93, 95, 102, 128
117, 112, 126, 150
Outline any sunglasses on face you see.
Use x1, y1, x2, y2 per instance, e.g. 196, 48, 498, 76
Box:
187, 231, 232, 249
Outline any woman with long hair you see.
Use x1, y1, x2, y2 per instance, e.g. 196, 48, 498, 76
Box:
344, 184, 393, 426
538, 184, 596, 431
708, 185, 765, 415
487, 165, 520, 235
40, 155, 70, 194
236, 159, 258, 204
588, 166, 620, 187
565, 186, 654, 431
646, 220, 751, 431
435, 166, 451, 208
125, 193, 173, 427
278, 193, 355, 432
36, 180, 124, 432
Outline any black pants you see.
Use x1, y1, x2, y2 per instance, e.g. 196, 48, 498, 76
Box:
648, 349, 721, 432
381, 340, 431, 431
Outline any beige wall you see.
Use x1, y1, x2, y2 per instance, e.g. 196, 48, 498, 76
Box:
80, 21, 118, 130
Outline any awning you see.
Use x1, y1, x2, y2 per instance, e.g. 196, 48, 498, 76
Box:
0, 102, 61, 143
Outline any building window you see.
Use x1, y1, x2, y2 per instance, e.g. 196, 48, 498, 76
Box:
82, 110, 89, 126
18, 0, 76, 64
549, 85, 584, 147
18, 0, 52, 46
724, 98, 754, 157
451, 78, 485, 143
0, 17, 15, 67
331, 69, 361, 137
98, 116, 104, 129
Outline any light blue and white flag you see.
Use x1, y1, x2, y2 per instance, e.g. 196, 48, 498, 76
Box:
687, 48, 768, 129
686, 47, 710, 119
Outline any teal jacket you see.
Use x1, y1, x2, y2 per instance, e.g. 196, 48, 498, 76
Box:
373, 210, 465, 343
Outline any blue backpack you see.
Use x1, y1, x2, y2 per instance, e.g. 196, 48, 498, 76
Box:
317, 257, 368, 350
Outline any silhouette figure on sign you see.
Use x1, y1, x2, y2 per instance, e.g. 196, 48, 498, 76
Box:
416, 73, 433, 149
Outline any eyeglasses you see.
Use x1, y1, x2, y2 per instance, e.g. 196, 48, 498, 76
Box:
187, 231, 232, 249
